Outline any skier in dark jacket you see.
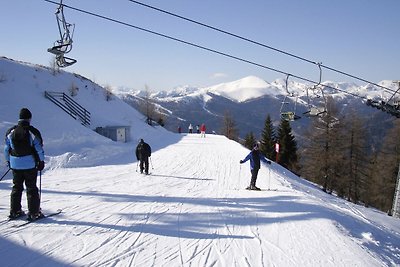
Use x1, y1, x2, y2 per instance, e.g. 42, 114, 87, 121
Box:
4, 108, 45, 220
240, 142, 271, 190
135, 139, 151, 174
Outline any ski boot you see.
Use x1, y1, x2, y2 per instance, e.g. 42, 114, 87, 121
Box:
27, 211, 45, 221
246, 185, 261, 191
8, 210, 25, 220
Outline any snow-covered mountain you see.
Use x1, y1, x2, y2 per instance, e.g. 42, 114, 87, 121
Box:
120, 75, 397, 142
0, 56, 399, 266
206, 76, 281, 102
137, 75, 397, 104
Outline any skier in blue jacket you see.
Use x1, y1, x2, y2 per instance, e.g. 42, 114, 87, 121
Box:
240, 142, 271, 190
4, 108, 45, 220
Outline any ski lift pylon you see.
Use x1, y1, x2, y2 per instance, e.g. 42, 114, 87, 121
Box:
280, 74, 301, 121
47, 0, 77, 67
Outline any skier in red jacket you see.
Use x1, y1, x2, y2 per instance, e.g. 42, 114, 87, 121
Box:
200, 123, 206, 138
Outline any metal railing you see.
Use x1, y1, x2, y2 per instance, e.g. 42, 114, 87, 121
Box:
44, 91, 90, 126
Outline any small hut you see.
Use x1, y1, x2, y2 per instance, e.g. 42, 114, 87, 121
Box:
95, 126, 130, 143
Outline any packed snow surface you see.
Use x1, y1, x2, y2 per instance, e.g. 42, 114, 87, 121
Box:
0, 57, 399, 266
1, 134, 399, 267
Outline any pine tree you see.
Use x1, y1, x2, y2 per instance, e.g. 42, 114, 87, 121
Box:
277, 118, 298, 171
260, 114, 276, 160
244, 132, 256, 150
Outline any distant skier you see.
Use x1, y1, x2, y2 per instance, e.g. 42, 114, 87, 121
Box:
135, 139, 151, 175
188, 124, 193, 134
178, 126, 182, 134
4, 108, 45, 220
240, 142, 271, 190
196, 125, 200, 134
200, 123, 206, 138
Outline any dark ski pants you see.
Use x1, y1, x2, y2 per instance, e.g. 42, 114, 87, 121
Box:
250, 168, 260, 187
10, 168, 40, 214
140, 157, 149, 174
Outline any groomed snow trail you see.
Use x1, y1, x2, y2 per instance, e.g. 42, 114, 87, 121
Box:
0, 134, 395, 266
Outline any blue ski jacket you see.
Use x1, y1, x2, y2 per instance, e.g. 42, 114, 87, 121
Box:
241, 150, 271, 170
4, 123, 44, 170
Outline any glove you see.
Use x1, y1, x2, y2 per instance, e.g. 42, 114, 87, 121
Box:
267, 160, 272, 165
6, 161, 10, 168
37, 161, 45, 171
239, 160, 244, 164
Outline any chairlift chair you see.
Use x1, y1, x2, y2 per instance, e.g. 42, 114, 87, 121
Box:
281, 111, 299, 121
279, 75, 301, 121
303, 85, 327, 117
380, 81, 400, 118
303, 63, 327, 117
55, 54, 77, 68
48, 0, 76, 67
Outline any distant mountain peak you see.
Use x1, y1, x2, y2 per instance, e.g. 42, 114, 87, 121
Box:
120, 73, 399, 105
206, 76, 280, 102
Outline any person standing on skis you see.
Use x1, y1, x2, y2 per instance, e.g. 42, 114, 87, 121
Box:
4, 108, 45, 220
240, 142, 271, 190
200, 123, 206, 138
135, 139, 151, 175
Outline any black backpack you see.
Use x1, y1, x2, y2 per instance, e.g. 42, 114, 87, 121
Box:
136, 142, 150, 158
7, 125, 42, 160
137, 142, 144, 156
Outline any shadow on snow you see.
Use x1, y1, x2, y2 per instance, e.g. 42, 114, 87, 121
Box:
19, 187, 400, 265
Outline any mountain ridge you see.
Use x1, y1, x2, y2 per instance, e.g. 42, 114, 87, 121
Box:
126, 75, 397, 105
120, 75, 398, 142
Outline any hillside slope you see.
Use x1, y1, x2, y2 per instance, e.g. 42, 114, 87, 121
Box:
0, 57, 179, 168
1, 134, 399, 266
0, 57, 399, 266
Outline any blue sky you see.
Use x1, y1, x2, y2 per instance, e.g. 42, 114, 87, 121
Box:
1, 0, 399, 91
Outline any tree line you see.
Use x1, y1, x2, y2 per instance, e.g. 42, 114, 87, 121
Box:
232, 98, 400, 214
135, 94, 399, 214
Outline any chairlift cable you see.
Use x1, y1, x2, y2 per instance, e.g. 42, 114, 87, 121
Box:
125, 0, 397, 95
126, 0, 317, 65
42, 0, 369, 100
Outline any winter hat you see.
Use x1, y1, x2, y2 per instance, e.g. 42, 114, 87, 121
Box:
19, 108, 32, 120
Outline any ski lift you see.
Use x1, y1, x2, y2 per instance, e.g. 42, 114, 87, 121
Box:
55, 54, 77, 68
383, 81, 400, 118
47, 0, 77, 67
280, 74, 301, 121
365, 81, 400, 118
303, 62, 327, 117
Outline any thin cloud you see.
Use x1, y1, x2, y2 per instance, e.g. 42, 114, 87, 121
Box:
210, 73, 228, 79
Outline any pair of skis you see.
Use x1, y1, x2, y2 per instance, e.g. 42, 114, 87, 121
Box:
4, 209, 62, 228
245, 187, 278, 191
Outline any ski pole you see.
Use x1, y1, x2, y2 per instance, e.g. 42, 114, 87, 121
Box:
39, 170, 42, 201
238, 164, 242, 190
0, 168, 11, 182
268, 167, 271, 190
150, 157, 154, 170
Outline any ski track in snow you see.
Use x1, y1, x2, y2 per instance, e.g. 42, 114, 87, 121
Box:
0, 134, 398, 266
